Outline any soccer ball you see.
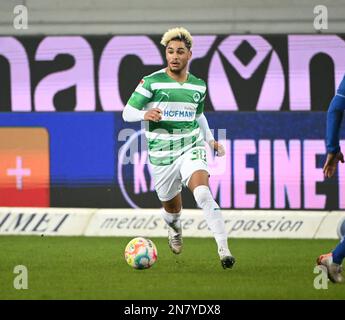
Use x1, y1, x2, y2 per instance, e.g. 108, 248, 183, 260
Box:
124, 237, 158, 269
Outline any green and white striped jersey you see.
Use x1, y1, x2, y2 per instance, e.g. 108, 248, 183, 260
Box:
126, 68, 207, 166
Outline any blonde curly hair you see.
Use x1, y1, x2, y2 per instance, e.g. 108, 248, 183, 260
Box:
160, 27, 193, 50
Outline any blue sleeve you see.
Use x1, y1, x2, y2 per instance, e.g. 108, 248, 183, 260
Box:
337, 75, 345, 96
326, 95, 345, 153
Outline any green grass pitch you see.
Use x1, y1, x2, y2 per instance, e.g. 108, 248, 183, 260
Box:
0, 236, 344, 300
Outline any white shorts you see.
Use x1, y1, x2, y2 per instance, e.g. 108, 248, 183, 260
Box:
149, 146, 210, 202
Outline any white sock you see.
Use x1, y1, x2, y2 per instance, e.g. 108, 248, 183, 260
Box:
161, 208, 181, 233
193, 185, 230, 254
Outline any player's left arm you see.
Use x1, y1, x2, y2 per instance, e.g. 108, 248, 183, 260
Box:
196, 113, 225, 157
195, 89, 225, 157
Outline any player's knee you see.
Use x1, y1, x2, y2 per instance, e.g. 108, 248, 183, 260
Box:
163, 204, 182, 214
193, 185, 213, 208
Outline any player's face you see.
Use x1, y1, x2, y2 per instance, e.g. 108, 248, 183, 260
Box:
166, 40, 191, 73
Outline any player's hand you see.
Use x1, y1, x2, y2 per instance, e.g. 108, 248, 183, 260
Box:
210, 140, 225, 157
144, 108, 162, 122
323, 151, 345, 178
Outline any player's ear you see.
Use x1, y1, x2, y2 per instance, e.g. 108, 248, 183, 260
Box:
188, 50, 192, 60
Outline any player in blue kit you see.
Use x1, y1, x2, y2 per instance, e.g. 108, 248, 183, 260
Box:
317, 76, 345, 283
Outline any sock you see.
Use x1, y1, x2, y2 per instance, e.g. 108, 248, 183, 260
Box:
161, 208, 181, 233
193, 185, 230, 254
332, 237, 345, 265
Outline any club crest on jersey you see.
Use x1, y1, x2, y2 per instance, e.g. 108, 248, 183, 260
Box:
193, 92, 201, 102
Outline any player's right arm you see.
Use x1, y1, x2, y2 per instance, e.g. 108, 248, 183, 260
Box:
323, 94, 345, 178
122, 77, 162, 122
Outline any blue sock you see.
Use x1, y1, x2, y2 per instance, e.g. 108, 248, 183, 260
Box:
332, 237, 345, 265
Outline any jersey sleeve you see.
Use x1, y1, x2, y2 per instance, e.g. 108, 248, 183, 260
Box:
326, 95, 345, 153
126, 77, 153, 110
196, 113, 214, 144
196, 91, 206, 115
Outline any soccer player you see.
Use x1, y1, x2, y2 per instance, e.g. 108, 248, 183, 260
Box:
122, 27, 235, 269
316, 75, 345, 283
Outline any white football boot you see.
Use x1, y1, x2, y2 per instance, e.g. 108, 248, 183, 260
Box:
167, 221, 183, 254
